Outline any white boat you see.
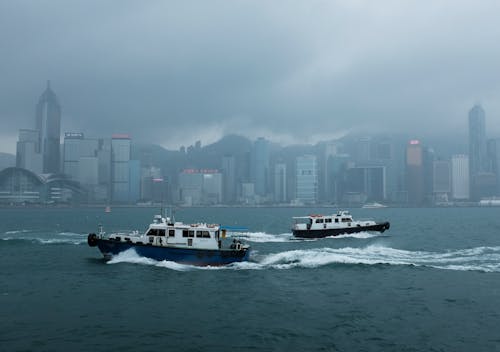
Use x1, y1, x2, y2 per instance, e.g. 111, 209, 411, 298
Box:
88, 214, 250, 266
292, 210, 390, 238
362, 202, 387, 209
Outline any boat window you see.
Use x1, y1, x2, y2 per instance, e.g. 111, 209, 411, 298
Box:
342, 218, 350, 222
196, 230, 203, 238
335, 218, 339, 223
158, 229, 166, 237
182, 229, 188, 237
169, 229, 175, 237
325, 218, 332, 223
188, 230, 195, 238
146, 228, 158, 236
316, 219, 324, 223
202, 231, 210, 238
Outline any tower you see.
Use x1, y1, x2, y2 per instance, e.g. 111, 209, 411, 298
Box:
35, 81, 61, 173
468, 104, 487, 198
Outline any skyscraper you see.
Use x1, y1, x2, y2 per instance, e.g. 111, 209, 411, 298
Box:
36, 81, 61, 173
111, 134, 131, 203
251, 137, 269, 196
16, 129, 43, 174
405, 140, 424, 205
468, 104, 487, 198
273, 162, 287, 203
451, 155, 469, 200
295, 155, 318, 204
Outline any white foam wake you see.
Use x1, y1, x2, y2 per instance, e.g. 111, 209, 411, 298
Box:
233, 232, 292, 243
251, 245, 500, 272
100, 245, 500, 273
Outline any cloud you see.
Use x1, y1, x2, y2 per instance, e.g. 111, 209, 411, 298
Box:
1, 0, 500, 154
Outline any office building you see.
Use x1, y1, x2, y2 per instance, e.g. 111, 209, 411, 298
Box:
35, 81, 61, 173
406, 140, 424, 205
251, 137, 269, 196
16, 129, 42, 174
295, 155, 318, 204
468, 104, 487, 199
111, 134, 131, 203
273, 162, 287, 203
451, 155, 469, 200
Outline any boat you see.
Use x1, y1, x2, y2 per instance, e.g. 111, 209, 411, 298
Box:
87, 214, 250, 266
292, 210, 390, 238
361, 202, 387, 209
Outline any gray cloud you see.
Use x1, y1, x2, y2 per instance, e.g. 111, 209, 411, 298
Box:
1, 0, 500, 152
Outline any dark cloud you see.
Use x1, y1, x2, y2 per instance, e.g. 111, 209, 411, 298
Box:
1, 1, 500, 152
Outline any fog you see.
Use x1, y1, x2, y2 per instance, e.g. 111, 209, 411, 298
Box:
1, 0, 500, 153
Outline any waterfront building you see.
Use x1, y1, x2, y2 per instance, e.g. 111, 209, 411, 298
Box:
468, 104, 487, 199
178, 169, 222, 205
251, 137, 269, 196
451, 155, 469, 200
433, 160, 451, 202
222, 155, 236, 203
273, 162, 287, 203
344, 165, 386, 202
16, 129, 43, 174
295, 155, 318, 204
35, 81, 61, 173
405, 140, 424, 205
111, 134, 131, 203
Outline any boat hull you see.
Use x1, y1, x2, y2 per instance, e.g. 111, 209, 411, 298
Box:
90, 238, 250, 266
293, 222, 390, 239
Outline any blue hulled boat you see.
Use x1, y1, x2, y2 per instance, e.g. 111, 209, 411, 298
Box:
88, 215, 250, 266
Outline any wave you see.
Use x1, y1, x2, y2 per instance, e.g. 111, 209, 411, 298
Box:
233, 231, 292, 243
250, 245, 500, 272
229, 231, 380, 243
102, 245, 500, 273
1, 232, 86, 245
3, 229, 31, 235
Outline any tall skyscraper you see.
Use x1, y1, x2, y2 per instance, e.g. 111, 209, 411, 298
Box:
468, 104, 487, 198
36, 81, 61, 173
16, 129, 43, 174
222, 155, 236, 203
111, 134, 131, 203
251, 137, 269, 196
405, 140, 424, 205
273, 162, 287, 203
451, 155, 469, 200
295, 155, 318, 204
432, 160, 451, 195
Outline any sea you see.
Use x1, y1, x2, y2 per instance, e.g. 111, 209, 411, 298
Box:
1, 206, 500, 352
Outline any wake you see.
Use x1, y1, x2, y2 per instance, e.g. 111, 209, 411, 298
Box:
105, 245, 500, 273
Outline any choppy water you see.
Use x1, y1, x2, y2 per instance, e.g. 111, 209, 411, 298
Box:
1, 207, 500, 351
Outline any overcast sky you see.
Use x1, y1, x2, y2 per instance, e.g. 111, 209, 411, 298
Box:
1, 0, 500, 153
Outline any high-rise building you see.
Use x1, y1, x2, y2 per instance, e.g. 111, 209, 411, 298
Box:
468, 104, 487, 198
487, 138, 500, 195
344, 165, 386, 202
295, 155, 318, 204
111, 134, 131, 203
16, 129, 43, 174
36, 81, 61, 173
405, 140, 424, 205
178, 169, 222, 205
222, 155, 236, 203
451, 155, 469, 200
433, 160, 451, 199
63, 133, 99, 180
251, 137, 269, 196
273, 162, 287, 203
